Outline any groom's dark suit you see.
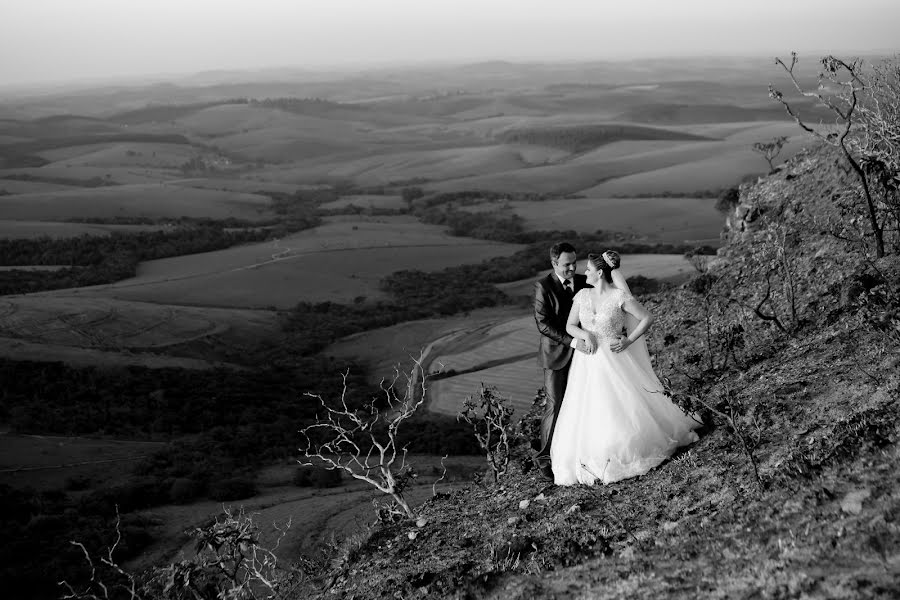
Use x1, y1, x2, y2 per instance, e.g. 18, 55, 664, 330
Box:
533, 271, 589, 472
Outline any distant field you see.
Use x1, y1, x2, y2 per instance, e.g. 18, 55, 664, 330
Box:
0, 165, 186, 185
319, 194, 406, 210
0, 433, 165, 491
430, 356, 541, 417
324, 307, 523, 381
167, 177, 319, 195
497, 122, 714, 152
0, 295, 280, 367
0, 178, 80, 194
0, 265, 70, 271
0, 183, 275, 221
0, 219, 163, 239
424, 121, 803, 196
461, 196, 724, 244
427, 315, 541, 416
258, 144, 524, 186
175, 104, 389, 162
73, 217, 525, 308
39, 142, 196, 169
580, 124, 805, 197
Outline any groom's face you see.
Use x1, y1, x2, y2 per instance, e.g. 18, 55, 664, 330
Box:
552, 252, 577, 280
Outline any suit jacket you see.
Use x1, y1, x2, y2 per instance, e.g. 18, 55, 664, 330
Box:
534, 272, 589, 370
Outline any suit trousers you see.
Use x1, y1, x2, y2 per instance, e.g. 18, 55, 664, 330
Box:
536, 364, 570, 462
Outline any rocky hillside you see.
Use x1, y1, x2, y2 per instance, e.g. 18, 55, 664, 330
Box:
296, 143, 900, 599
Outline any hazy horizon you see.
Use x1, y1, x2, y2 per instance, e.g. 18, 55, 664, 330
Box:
2, 0, 899, 90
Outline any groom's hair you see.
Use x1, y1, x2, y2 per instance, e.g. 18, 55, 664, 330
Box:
550, 242, 576, 261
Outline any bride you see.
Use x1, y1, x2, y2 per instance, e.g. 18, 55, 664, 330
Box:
550, 251, 700, 485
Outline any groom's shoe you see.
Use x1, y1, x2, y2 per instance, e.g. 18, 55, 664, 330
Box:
539, 465, 554, 481
533, 456, 554, 481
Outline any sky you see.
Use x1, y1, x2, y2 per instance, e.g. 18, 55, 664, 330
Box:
1, 0, 898, 86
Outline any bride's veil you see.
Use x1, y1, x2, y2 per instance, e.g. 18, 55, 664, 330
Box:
610, 269, 654, 371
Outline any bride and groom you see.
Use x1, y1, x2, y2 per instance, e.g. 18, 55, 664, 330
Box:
533, 242, 700, 486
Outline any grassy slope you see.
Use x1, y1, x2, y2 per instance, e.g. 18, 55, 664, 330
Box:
296, 145, 900, 599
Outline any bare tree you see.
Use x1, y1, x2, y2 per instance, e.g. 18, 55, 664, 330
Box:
59, 508, 142, 600
851, 56, 900, 248
769, 52, 886, 257
663, 383, 764, 492
299, 359, 427, 519
458, 384, 513, 483
59, 507, 305, 600
752, 136, 789, 172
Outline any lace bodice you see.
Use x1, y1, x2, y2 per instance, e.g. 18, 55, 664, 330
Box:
573, 288, 634, 342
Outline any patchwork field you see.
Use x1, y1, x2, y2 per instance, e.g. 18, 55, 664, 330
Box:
0, 179, 81, 194
0, 295, 280, 367
166, 177, 321, 195
319, 194, 406, 211
0, 183, 275, 221
37, 142, 196, 169
461, 196, 724, 244
0, 219, 164, 239
419, 121, 804, 196
73, 217, 525, 308
0, 433, 166, 491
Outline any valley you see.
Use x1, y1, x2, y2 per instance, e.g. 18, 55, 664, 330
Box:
0, 56, 821, 594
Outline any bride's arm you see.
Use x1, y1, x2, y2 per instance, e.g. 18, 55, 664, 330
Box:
611, 298, 654, 353
565, 297, 595, 352
610, 268, 632, 295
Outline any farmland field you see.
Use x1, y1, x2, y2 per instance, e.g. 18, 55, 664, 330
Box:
460, 196, 724, 244
319, 194, 406, 210
73, 217, 525, 308
0, 295, 280, 367
0, 183, 275, 221
0, 218, 164, 239
0, 433, 166, 491
38, 142, 196, 168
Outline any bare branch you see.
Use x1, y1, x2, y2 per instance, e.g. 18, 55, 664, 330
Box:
458, 384, 514, 483
299, 358, 428, 519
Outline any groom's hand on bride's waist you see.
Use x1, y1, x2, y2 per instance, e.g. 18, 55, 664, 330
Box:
575, 339, 594, 354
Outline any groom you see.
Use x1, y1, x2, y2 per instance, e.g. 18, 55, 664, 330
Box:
533, 242, 591, 479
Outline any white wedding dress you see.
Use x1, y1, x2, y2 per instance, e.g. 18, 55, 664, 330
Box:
551, 287, 700, 485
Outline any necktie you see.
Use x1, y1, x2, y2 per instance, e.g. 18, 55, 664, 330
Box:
563, 279, 573, 294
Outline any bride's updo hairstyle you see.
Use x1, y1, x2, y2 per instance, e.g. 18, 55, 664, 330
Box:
587, 250, 621, 284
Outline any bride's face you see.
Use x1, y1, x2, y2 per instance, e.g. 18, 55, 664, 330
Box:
584, 260, 600, 284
